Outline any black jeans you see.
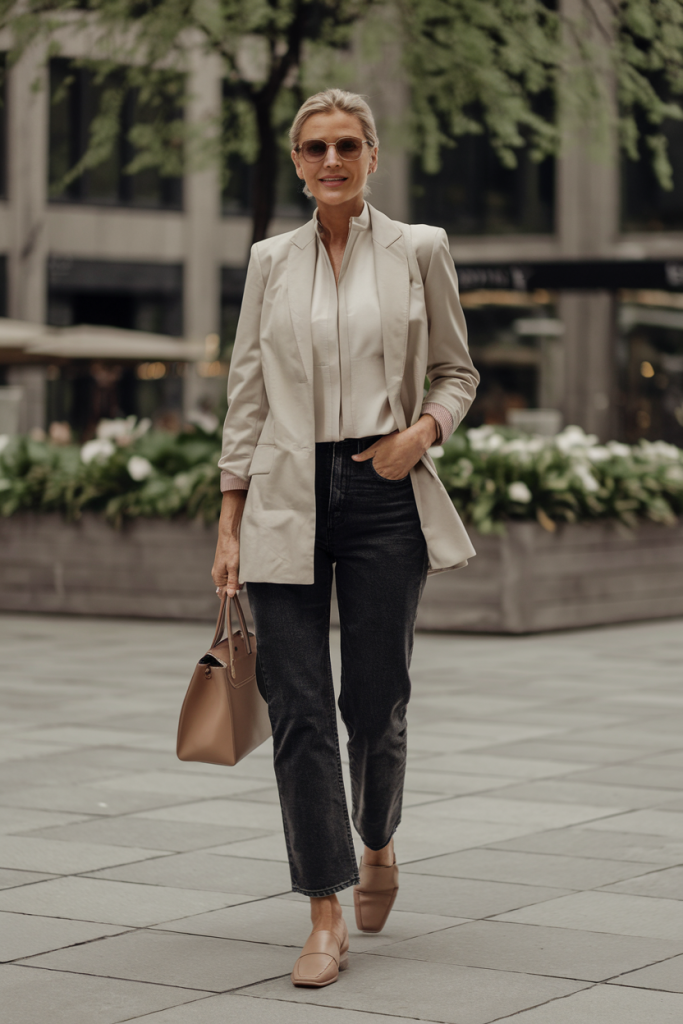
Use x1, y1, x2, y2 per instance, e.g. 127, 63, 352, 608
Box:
247, 437, 428, 897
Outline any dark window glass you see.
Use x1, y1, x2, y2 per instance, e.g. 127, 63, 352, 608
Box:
0, 53, 6, 199
621, 120, 683, 232
222, 151, 310, 218
48, 58, 182, 210
0, 255, 7, 316
411, 137, 555, 236
461, 300, 556, 425
617, 305, 683, 445
221, 82, 310, 219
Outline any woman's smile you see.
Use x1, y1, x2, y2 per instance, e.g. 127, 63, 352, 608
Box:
319, 175, 348, 187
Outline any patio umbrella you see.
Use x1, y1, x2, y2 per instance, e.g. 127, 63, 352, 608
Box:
0, 317, 50, 349
24, 323, 205, 361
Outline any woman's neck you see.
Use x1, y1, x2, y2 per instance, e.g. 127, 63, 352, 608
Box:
316, 196, 365, 246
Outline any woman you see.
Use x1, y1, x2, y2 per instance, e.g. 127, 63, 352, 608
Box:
213, 89, 478, 988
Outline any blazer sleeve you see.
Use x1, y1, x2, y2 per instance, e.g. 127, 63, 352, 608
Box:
217, 245, 268, 482
421, 228, 479, 430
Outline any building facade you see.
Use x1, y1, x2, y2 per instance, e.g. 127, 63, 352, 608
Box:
1, 26, 683, 445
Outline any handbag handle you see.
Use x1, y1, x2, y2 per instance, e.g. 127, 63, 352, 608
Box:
211, 593, 252, 677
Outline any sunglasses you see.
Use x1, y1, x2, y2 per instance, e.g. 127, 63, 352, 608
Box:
296, 137, 374, 163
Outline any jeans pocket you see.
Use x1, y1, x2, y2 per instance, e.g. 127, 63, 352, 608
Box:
369, 459, 410, 484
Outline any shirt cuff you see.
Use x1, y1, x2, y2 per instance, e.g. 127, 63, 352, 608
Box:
422, 403, 454, 445
220, 470, 250, 492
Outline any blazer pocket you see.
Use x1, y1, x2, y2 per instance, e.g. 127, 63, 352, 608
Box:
248, 445, 275, 476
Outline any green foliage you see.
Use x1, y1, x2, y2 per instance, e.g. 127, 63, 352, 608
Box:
1, 0, 682, 236
2, 421, 682, 534
0, 424, 223, 527
399, 0, 561, 172
438, 424, 683, 535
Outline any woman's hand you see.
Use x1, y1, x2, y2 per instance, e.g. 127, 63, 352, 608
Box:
212, 490, 248, 598
352, 415, 438, 480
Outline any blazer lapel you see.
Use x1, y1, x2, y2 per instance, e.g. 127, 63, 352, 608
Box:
369, 204, 410, 431
287, 219, 317, 384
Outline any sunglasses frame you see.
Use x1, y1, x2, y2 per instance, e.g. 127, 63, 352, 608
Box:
295, 136, 374, 164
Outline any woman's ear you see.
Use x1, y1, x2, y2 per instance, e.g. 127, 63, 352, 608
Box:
291, 150, 305, 181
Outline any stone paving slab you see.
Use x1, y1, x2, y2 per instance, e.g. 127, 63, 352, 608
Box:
498, 984, 683, 1023
241, 954, 588, 1023
1, 612, 683, 1023
20, 928, 298, 992
370, 919, 683, 981
609, 953, 683, 992
0, 964, 207, 1024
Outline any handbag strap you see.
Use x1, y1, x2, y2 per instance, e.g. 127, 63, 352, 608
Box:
211, 593, 252, 677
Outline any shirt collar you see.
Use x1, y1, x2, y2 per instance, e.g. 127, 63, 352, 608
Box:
314, 201, 371, 237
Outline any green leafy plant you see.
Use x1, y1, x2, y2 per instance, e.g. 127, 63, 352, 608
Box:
1, 1, 681, 242
438, 424, 683, 534
2, 420, 682, 533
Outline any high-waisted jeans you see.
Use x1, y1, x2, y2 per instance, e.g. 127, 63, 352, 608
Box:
247, 437, 428, 896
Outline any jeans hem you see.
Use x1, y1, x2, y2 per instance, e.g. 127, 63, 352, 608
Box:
292, 874, 360, 898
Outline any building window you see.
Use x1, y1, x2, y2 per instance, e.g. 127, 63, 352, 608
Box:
45, 258, 185, 437
222, 152, 311, 219
457, 292, 559, 426
411, 137, 555, 236
0, 255, 6, 316
617, 294, 683, 444
48, 59, 183, 210
621, 121, 683, 232
219, 266, 247, 358
0, 53, 7, 200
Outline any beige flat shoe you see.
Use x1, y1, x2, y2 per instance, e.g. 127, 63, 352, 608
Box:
291, 924, 350, 988
353, 858, 399, 933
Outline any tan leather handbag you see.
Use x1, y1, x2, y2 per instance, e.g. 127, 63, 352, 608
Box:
176, 594, 271, 766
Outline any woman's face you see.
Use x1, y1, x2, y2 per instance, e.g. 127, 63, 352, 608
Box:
291, 110, 378, 209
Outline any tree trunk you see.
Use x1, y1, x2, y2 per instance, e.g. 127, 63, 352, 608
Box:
251, 97, 278, 245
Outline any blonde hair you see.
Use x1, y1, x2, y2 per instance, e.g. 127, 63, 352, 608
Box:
290, 89, 379, 198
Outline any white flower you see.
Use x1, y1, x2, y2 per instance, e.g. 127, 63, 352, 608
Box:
641, 440, 681, 462
508, 481, 532, 503
501, 437, 547, 458
81, 438, 116, 464
173, 472, 191, 492
0, 435, 10, 454
555, 425, 599, 453
188, 410, 219, 434
455, 457, 474, 480
606, 441, 631, 459
428, 445, 444, 459
97, 416, 137, 441
96, 416, 152, 445
664, 464, 683, 483
127, 456, 153, 481
467, 425, 506, 453
573, 463, 600, 493
586, 446, 611, 463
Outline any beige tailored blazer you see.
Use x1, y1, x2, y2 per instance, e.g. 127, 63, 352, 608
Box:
219, 203, 479, 585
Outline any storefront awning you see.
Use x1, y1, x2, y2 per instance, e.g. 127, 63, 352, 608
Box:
455, 259, 683, 293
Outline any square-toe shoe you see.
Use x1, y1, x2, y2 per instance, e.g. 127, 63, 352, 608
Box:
353, 858, 399, 933
291, 925, 350, 987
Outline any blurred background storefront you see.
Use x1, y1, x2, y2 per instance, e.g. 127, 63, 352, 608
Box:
1, 40, 683, 445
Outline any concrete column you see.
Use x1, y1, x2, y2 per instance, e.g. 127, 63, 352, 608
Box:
182, 47, 224, 419
6, 365, 47, 432
556, 0, 619, 440
558, 291, 617, 438
6, 46, 48, 323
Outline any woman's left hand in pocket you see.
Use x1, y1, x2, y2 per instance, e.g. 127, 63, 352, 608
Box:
352, 415, 438, 480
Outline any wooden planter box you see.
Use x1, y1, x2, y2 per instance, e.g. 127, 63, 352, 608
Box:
1, 513, 682, 633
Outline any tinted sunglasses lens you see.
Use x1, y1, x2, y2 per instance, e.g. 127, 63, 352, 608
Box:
337, 138, 363, 159
301, 140, 327, 161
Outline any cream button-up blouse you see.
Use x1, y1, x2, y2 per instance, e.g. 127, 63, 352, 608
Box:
221, 203, 452, 491
311, 202, 395, 442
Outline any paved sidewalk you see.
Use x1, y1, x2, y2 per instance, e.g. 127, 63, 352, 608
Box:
1, 612, 683, 1023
